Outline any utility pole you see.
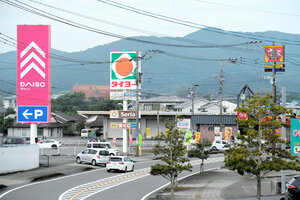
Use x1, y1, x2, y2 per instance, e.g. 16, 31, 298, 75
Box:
281, 85, 286, 194
135, 50, 141, 157
271, 42, 276, 156
219, 60, 224, 140
189, 84, 198, 131
219, 58, 239, 140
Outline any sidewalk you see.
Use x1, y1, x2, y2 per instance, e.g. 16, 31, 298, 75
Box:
152, 167, 300, 200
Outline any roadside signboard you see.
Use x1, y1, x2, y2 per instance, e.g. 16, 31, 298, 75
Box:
17, 25, 51, 123
237, 112, 248, 120
195, 132, 201, 144
264, 64, 285, 72
110, 91, 136, 100
110, 52, 140, 90
291, 118, 300, 155
265, 45, 285, 62
110, 110, 136, 119
110, 122, 136, 129
177, 119, 190, 129
225, 127, 232, 140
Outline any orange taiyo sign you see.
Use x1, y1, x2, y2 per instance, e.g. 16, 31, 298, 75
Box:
110, 52, 140, 90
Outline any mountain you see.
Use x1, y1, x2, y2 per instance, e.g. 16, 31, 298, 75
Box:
1, 28, 299, 98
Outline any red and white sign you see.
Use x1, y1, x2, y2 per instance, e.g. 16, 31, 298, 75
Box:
265, 45, 285, 62
238, 112, 248, 120
17, 25, 51, 122
110, 122, 136, 129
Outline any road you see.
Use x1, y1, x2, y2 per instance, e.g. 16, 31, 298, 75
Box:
0, 155, 224, 200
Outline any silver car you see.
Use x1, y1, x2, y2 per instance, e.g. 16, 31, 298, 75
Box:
76, 149, 110, 166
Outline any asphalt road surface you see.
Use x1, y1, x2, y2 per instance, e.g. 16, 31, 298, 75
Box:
0, 155, 224, 200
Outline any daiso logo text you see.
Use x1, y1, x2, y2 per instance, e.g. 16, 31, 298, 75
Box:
20, 82, 46, 88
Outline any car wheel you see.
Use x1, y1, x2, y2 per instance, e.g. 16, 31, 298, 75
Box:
92, 159, 97, 166
51, 145, 57, 149
109, 153, 115, 156
76, 157, 81, 164
107, 169, 111, 172
124, 167, 127, 173
131, 165, 134, 172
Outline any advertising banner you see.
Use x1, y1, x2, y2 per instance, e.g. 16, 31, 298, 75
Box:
110, 122, 136, 129
110, 91, 136, 100
110, 110, 136, 119
177, 119, 190, 129
225, 127, 232, 140
265, 45, 285, 62
195, 132, 201, 144
17, 25, 51, 123
291, 118, 300, 155
110, 52, 140, 90
214, 127, 220, 136
264, 64, 285, 72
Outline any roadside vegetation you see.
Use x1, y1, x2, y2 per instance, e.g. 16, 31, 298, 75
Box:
150, 118, 192, 200
225, 93, 300, 200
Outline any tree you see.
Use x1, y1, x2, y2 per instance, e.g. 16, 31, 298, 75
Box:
225, 93, 300, 200
52, 92, 88, 115
188, 142, 210, 173
150, 118, 192, 200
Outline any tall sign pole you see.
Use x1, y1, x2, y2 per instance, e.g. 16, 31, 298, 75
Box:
135, 50, 140, 157
110, 52, 139, 155
281, 85, 286, 194
219, 60, 223, 140
17, 25, 51, 144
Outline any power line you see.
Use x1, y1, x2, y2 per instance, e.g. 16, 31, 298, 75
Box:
97, 0, 300, 46
1, 0, 251, 49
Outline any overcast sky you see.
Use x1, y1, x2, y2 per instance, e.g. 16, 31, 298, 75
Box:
0, 0, 299, 53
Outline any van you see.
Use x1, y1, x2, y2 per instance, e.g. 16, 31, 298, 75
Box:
81, 129, 92, 138
87, 141, 119, 156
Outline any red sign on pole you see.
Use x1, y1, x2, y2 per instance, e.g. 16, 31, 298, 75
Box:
238, 112, 248, 120
265, 45, 285, 62
17, 25, 51, 123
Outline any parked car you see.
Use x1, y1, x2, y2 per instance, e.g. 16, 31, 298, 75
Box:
284, 175, 300, 200
106, 156, 134, 172
3, 137, 25, 147
38, 139, 62, 149
87, 141, 119, 156
21, 137, 30, 144
210, 140, 231, 152
76, 149, 110, 166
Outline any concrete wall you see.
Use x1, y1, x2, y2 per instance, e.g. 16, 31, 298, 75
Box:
0, 145, 39, 174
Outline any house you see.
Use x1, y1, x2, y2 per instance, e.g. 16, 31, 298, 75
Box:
140, 95, 188, 111
3, 95, 16, 109
73, 85, 110, 100
7, 112, 83, 138
174, 98, 209, 113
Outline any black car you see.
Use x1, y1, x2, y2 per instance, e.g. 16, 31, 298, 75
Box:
285, 175, 300, 200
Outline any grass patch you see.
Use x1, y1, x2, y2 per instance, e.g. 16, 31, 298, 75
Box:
165, 185, 190, 191
31, 173, 65, 182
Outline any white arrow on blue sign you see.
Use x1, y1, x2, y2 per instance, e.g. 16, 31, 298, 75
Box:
17, 106, 48, 122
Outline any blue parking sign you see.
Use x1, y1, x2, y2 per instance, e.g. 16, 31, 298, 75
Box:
17, 106, 48, 122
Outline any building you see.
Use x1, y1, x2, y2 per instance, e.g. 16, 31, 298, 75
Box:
3, 95, 16, 109
73, 85, 110, 100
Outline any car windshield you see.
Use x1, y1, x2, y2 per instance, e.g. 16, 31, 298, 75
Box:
109, 157, 122, 162
99, 151, 109, 156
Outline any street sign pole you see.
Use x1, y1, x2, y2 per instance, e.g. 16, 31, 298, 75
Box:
122, 90, 128, 155
30, 123, 37, 144
281, 85, 286, 194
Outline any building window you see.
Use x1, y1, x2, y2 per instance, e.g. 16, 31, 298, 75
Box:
144, 104, 152, 111
208, 126, 214, 131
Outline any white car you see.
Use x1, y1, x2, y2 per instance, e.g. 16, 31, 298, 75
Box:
106, 156, 134, 172
38, 139, 62, 149
76, 149, 110, 166
210, 140, 231, 152
87, 141, 119, 156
